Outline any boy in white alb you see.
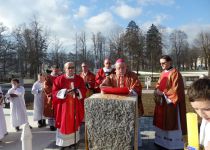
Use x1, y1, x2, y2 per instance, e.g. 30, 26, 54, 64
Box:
5, 78, 28, 131
187, 78, 210, 150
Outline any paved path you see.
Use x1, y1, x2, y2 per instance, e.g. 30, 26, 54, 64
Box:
1, 109, 160, 150
45, 117, 157, 150
0, 109, 56, 150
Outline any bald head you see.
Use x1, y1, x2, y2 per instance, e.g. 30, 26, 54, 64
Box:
115, 61, 126, 76
64, 62, 75, 76
81, 62, 87, 67
64, 62, 74, 69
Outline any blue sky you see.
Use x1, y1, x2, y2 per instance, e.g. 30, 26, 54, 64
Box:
0, 0, 209, 51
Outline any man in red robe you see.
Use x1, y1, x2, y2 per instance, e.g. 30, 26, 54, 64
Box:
52, 62, 86, 149
43, 65, 60, 131
95, 58, 115, 92
153, 55, 187, 149
100, 58, 144, 147
80, 62, 95, 97
100, 58, 144, 116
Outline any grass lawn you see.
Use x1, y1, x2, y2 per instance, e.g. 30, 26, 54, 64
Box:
142, 93, 195, 116
25, 92, 201, 123
142, 93, 202, 123
26, 93, 195, 116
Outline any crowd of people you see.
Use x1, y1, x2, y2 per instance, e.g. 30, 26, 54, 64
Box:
0, 55, 210, 150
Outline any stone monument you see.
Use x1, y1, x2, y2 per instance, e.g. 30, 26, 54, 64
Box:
85, 93, 138, 150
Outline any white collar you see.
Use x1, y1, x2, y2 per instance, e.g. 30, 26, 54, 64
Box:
164, 67, 173, 72
103, 67, 112, 72
65, 74, 74, 79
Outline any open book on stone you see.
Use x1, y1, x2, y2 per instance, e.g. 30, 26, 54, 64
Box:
85, 93, 138, 150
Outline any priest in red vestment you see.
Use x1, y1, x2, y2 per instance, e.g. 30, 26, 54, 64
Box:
43, 65, 61, 131
52, 62, 86, 148
100, 58, 144, 147
80, 62, 95, 97
95, 58, 115, 92
100, 58, 144, 117
153, 55, 187, 149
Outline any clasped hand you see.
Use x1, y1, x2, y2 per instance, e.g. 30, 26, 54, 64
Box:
66, 88, 77, 96
129, 89, 137, 96
154, 89, 163, 96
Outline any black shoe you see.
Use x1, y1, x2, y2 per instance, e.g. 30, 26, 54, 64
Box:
59, 147, 64, 150
15, 126, 20, 132
38, 120, 42, 128
29, 125, 33, 129
50, 126, 56, 131
59, 146, 67, 150
42, 119, 47, 127
4, 132, 8, 136
69, 143, 77, 148
38, 120, 46, 128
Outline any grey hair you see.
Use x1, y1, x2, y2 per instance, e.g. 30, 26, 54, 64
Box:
64, 62, 74, 69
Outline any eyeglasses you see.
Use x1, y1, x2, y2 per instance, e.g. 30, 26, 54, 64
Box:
160, 62, 167, 65
67, 66, 74, 69
105, 62, 111, 64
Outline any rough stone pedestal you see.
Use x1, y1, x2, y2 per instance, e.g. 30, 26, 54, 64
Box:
85, 93, 138, 150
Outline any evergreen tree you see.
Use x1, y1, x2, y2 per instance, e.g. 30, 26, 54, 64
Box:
124, 20, 144, 74
146, 24, 162, 73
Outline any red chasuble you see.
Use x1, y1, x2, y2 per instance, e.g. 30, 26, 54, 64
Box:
153, 71, 170, 128
43, 75, 59, 117
100, 71, 144, 116
153, 68, 187, 134
80, 71, 95, 97
52, 74, 86, 134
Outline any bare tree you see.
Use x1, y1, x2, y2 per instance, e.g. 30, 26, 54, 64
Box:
195, 31, 210, 76
188, 46, 202, 70
0, 23, 8, 77
79, 31, 87, 61
92, 32, 106, 69
12, 18, 48, 79
49, 37, 65, 67
108, 27, 126, 61
13, 26, 27, 77
30, 19, 48, 78
0, 23, 16, 80
74, 32, 78, 73
179, 43, 190, 70
170, 30, 188, 70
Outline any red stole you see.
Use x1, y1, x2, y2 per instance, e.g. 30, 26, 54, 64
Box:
116, 76, 126, 88
154, 71, 170, 129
